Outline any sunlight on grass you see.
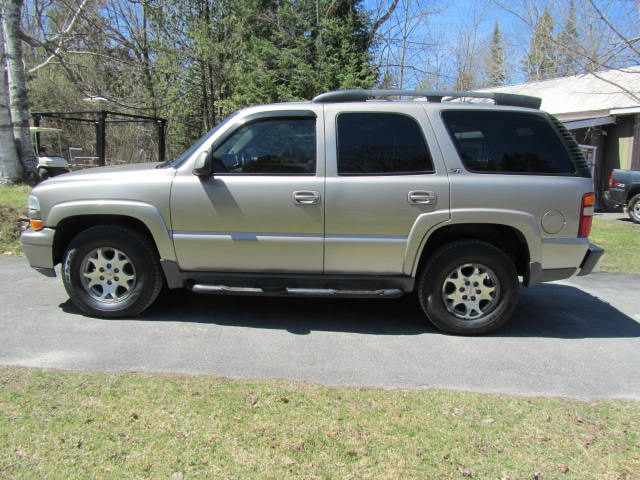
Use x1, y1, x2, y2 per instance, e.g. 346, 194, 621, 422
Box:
1, 368, 639, 479
591, 216, 640, 273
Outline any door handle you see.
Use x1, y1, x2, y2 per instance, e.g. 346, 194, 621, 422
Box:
407, 190, 436, 205
293, 190, 320, 205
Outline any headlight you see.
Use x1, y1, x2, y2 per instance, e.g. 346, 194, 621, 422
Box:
28, 195, 40, 216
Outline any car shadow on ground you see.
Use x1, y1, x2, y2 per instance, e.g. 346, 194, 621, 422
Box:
60, 282, 640, 339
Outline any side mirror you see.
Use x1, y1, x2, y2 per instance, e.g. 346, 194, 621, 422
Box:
192, 150, 212, 177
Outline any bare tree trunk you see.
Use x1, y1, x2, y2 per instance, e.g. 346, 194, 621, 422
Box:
2, 0, 36, 181
398, 0, 409, 89
140, 0, 158, 118
0, 13, 21, 183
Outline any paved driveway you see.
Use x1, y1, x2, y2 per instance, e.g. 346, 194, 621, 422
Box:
1, 256, 639, 400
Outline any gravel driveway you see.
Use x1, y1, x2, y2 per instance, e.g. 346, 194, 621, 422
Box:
1, 256, 639, 399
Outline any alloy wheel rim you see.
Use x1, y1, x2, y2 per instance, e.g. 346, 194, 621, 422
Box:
80, 247, 137, 304
441, 263, 501, 320
634, 202, 640, 217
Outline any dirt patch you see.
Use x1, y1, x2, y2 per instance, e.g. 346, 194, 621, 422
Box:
0, 205, 28, 254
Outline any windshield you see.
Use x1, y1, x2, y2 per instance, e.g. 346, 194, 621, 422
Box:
33, 132, 64, 157
159, 113, 237, 168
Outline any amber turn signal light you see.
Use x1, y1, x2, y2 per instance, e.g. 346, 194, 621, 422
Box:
29, 219, 44, 231
582, 192, 595, 208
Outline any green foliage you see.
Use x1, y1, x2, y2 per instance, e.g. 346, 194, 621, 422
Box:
524, 9, 557, 81
25, 0, 376, 159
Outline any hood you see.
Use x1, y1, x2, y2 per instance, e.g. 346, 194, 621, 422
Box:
45, 162, 162, 182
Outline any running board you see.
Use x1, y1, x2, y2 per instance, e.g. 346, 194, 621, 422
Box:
190, 284, 404, 299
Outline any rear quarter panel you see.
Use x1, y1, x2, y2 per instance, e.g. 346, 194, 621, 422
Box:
424, 105, 593, 271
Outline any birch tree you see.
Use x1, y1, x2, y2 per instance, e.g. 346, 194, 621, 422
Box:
0, 11, 20, 183
2, 0, 36, 180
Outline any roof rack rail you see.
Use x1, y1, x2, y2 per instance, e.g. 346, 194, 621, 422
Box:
311, 89, 542, 110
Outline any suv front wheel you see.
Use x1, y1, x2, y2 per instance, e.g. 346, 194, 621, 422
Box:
62, 225, 164, 318
418, 240, 519, 335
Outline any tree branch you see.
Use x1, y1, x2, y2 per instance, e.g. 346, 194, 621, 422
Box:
369, 0, 400, 42
27, 0, 92, 74
587, 0, 640, 59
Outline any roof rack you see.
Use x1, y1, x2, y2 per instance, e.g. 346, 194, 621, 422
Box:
311, 89, 542, 110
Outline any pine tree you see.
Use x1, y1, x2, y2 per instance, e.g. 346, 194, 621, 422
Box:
556, 0, 579, 76
485, 22, 506, 87
525, 8, 557, 81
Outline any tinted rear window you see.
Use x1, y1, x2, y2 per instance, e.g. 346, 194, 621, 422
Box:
441, 110, 576, 175
337, 112, 434, 175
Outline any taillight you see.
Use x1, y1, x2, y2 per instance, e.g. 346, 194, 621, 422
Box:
578, 192, 595, 238
608, 172, 624, 188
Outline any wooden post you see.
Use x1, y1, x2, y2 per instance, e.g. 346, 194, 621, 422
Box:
95, 110, 106, 166
32, 113, 40, 153
158, 119, 166, 163
631, 114, 640, 171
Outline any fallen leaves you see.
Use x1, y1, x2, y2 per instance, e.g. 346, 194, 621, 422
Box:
15, 448, 28, 459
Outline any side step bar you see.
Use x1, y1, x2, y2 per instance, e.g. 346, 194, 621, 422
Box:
190, 284, 404, 299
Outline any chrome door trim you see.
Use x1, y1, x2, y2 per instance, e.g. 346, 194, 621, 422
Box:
292, 190, 321, 205
407, 190, 437, 205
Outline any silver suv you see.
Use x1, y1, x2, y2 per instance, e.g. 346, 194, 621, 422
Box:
21, 89, 603, 334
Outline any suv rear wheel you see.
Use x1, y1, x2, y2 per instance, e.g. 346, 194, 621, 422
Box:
628, 193, 640, 224
417, 240, 519, 335
62, 225, 163, 318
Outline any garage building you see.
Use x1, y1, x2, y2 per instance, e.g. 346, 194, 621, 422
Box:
481, 66, 640, 207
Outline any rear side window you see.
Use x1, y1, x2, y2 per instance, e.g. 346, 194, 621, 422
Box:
441, 110, 577, 175
337, 112, 434, 175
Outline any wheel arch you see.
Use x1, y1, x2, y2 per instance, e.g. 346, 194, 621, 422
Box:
627, 186, 640, 203
49, 201, 175, 265
411, 222, 532, 284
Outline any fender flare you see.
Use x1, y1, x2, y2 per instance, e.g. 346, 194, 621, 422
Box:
404, 208, 542, 277
47, 200, 176, 261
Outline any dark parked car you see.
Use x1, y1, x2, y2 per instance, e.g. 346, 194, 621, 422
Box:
606, 169, 640, 223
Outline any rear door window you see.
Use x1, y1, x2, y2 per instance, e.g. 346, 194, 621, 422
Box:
337, 112, 434, 175
441, 110, 576, 175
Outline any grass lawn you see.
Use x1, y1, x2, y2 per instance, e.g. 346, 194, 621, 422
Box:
0, 183, 30, 209
1, 367, 638, 479
591, 216, 640, 273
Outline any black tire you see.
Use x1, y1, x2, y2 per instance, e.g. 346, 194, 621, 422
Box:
628, 194, 640, 224
62, 225, 163, 318
417, 240, 519, 335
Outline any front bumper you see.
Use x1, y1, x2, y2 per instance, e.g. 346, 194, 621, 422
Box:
603, 188, 626, 209
20, 227, 56, 277
577, 243, 604, 276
